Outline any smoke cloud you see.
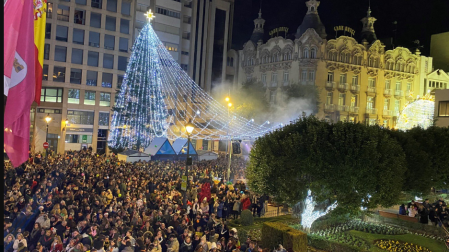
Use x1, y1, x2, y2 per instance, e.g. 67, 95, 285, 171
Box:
210, 79, 317, 127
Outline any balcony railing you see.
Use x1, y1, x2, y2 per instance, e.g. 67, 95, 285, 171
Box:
384, 89, 392, 96
405, 90, 414, 99
367, 87, 376, 93
394, 90, 404, 98
283, 82, 289, 86
336, 105, 348, 112
348, 106, 359, 114
366, 108, 378, 114
271, 82, 277, 87
383, 110, 393, 117
338, 83, 348, 91
350, 85, 360, 93
324, 104, 335, 111
325, 81, 336, 89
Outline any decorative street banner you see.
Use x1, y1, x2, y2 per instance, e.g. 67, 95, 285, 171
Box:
181, 175, 187, 191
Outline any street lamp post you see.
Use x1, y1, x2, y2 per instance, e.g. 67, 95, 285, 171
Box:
225, 97, 233, 182
44, 114, 52, 163
184, 119, 195, 207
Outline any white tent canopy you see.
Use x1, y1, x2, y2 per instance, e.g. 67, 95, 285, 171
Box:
196, 150, 218, 161
117, 150, 151, 163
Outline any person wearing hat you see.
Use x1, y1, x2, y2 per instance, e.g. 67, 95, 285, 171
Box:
167, 234, 180, 252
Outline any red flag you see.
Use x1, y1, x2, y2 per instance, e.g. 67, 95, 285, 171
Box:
4, 0, 36, 168
4, 0, 26, 93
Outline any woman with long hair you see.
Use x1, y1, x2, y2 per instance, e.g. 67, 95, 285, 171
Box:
4, 234, 16, 252
50, 236, 63, 252
13, 233, 27, 252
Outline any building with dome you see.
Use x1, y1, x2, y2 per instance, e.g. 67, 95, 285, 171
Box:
227, 0, 448, 127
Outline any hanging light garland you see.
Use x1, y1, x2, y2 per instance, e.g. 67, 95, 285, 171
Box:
108, 10, 282, 150
396, 97, 435, 131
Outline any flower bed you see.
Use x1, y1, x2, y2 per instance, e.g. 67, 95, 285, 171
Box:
374, 239, 432, 252
310, 220, 408, 236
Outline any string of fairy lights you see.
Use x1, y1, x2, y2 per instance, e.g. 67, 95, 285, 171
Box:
108, 10, 281, 149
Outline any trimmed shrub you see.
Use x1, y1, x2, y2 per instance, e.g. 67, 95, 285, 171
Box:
241, 210, 254, 226
262, 222, 307, 252
307, 235, 367, 252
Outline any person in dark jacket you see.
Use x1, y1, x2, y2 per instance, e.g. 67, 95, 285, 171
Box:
399, 204, 406, 215
38, 229, 54, 249
418, 205, 429, 224
179, 236, 193, 252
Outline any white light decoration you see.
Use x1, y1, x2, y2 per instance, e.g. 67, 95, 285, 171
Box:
396, 99, 435, 131
109, 13, 283, 149
360, 194, 372, 211
301, 190, 338, 230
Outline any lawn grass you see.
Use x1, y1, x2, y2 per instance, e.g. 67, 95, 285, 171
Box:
228, 214, 295, 232
348, 230, 447, 252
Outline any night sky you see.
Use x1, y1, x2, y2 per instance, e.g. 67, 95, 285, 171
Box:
231, 0, 449, 56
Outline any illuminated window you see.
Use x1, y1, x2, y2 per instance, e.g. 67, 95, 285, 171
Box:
439, 101, 449, 117
100, 92, 111, 106
84, 91, 96, 105
41, 87, 63, 103
68, 89, 80, 104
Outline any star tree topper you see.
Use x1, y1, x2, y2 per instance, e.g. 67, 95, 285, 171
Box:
145, 9, 155, 22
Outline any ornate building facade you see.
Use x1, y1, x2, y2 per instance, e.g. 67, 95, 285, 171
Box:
227, 0, 445, 128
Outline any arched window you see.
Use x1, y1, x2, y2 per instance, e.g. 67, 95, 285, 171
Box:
395, 63, 400, 71
230, 58, 234, 67
303, 48, 309, 59
288, 52, 292, 60
328, 51, 333, 60
276, 53, 280, 62
369, 58, 373, 67
333, 52, 338, 61
251, 58, 254, 65
311, 48, 316, 59
345, 53, 350, 63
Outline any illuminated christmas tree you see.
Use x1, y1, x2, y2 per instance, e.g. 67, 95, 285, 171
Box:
109, 11, 168, 150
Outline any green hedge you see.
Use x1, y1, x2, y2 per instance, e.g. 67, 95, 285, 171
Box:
241, 209, 254, 226
307, 235, 368, 252
262, 222, 307, 252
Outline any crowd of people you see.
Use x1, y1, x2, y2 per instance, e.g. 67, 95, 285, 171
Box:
399, 198, 448, 227
4, 149, 270, 252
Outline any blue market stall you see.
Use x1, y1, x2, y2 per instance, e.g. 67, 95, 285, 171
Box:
144, 137, 177, 161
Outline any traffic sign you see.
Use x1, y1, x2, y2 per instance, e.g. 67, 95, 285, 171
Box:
43, 142, 49, 149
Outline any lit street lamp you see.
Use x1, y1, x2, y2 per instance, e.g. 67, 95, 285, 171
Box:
183, 119, 195, 206
225, 97, 233, 182
44, 114, 52, 162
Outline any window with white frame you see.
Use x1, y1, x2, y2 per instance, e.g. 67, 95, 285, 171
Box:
339, 74, 347, 84
368, 78, 376, 88
302, 70, 307, 81
326, 92, 333, 104
309, 71, 315, 82
367, 97, 374, 109
338, 93, 345, 106
271, 72, 277, 85
261, 73, 266, 85
394, 100, 401, 113
352, 75, 358, 86
327, 72, 334, 82
283, 72, 289, 84
311, 48, 316, 59
303, 48, 309, 58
